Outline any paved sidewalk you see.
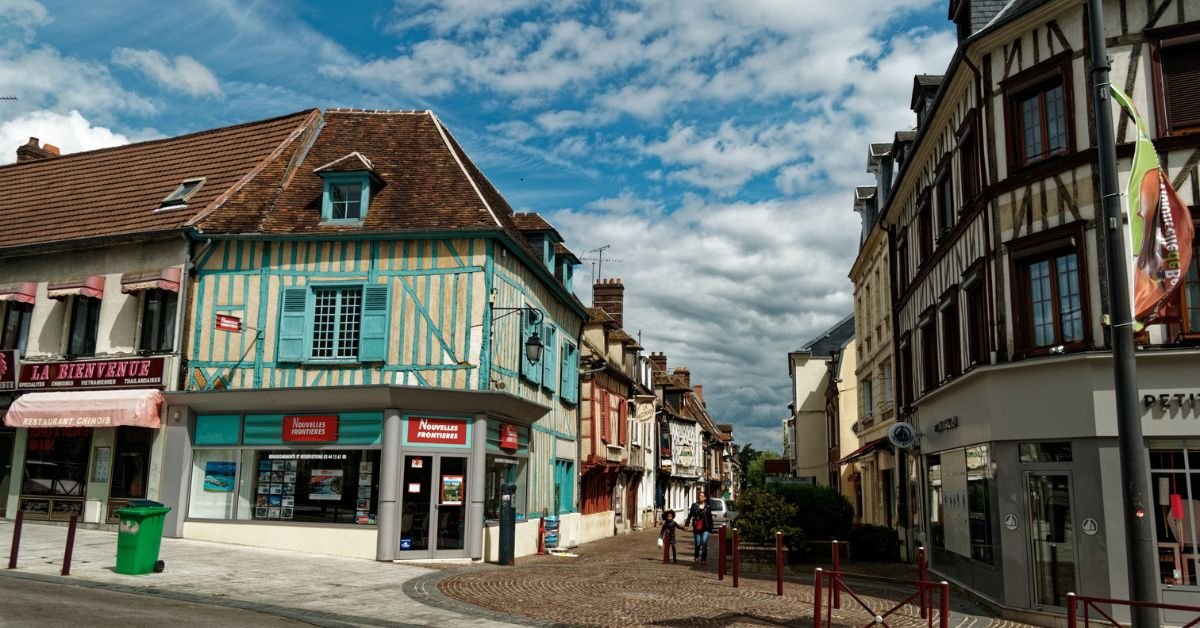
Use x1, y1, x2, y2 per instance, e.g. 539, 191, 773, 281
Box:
0, 520, 519, 627
419, 529, 1039, 628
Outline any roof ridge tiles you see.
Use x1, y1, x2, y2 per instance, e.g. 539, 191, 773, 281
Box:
0, 109, 319, 172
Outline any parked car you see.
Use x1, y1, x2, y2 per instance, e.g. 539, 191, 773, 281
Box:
708, 498, 737, 527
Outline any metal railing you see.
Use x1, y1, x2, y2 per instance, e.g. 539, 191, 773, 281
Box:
1066, 592, 1200, 627
814, 567, 950, 628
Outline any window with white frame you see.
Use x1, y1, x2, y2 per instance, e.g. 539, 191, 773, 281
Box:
312, 287, 362, 360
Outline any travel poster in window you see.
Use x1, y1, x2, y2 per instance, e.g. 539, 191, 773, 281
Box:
441, 475, 464, 505
309, 469, 344, 501
203, 461, 236, 493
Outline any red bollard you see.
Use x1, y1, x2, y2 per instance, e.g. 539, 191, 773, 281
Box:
62, 514, 77, 576
8, 509, 22, 569
775, 531, 784, 596
918, 546, 928, 618
718, 526, 726, 580
831, 540, 841, 609
813, 568, 824, 628
1066, 593, 1076, 628
732, 528, 740, 588
939, 581, 950, 628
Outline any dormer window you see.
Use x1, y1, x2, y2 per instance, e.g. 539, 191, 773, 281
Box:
314, 152, 380, 225
160, 177, 205, 209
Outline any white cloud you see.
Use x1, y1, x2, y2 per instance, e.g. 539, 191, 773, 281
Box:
0, 109, 131, 164
112, 47, 222, 97
0, 0, 49, 42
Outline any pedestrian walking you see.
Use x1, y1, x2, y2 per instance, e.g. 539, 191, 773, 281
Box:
659, 510, 681, 562
684, 491, 714, 564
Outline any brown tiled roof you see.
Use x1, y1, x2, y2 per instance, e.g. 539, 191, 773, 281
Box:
313, 151, 376, 174
0, 110, 320, 252
554, 242, 581, 264
513, 212, 555, 232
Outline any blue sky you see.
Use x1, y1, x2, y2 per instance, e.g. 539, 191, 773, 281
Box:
0, 0, 958, 450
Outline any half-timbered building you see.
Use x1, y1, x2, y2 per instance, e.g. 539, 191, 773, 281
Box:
150, 109, 586, 562
878, 0, 1200, 617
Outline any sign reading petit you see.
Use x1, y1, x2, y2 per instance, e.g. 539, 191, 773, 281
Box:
283, 415, 338, 442
407, 416, 468, 446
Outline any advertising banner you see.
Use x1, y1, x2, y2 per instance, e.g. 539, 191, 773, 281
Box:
1111, 86, 1195, 325
283, 415, 338, 442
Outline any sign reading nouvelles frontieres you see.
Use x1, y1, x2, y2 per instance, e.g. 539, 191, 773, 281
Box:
17, 356, 168, 390
406, 416, 469, 446
215, 314, 243, 333
283, 415, 338, 442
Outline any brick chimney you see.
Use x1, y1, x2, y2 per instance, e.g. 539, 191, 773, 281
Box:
16, 137, 60, 163
592, 278, 624, 327
673, 367, 690, 389
649, 352, 667, 373
694, 384, 703, 404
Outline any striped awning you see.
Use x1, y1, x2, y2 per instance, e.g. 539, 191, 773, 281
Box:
0, 281, 36, 304
47, 275, 105, 300
121, 267, 181, 293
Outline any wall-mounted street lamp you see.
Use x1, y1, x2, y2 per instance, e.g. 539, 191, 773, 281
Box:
491, 305, 545, 365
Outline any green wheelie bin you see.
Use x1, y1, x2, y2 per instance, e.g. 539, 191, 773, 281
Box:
114, 500, 171, 575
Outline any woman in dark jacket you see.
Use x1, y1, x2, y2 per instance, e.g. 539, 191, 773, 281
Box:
684, 491, 714, 564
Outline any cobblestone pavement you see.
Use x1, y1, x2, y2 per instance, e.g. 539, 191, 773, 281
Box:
427, 529, 1041, 628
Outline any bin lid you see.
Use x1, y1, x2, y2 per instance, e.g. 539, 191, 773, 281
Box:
116, 505, 172, 516
125, 499, 166, 508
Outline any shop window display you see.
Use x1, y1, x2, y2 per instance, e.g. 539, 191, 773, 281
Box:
1150, 447, 1200, 586
22, 427, 90, 496
110, 427, 152, 498
966, 445, 994, 565
188, 448, 381, 525
927, 454, 944, 548
483, 454, 527, 521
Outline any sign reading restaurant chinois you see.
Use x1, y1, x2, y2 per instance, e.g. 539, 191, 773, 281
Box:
18, 356, 169, 390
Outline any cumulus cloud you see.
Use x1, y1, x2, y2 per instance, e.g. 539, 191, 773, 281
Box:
112, 47, 222, 97
0, 109, 131, 164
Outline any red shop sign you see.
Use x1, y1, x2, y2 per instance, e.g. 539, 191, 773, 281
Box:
283, 415, 339, 442
18, 356, 168, 390
407, 416, 467, 446
500, 424, 519, 450
215, 314, 243, 332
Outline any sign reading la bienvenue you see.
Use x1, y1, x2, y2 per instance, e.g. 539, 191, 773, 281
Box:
18, 356, 168, 390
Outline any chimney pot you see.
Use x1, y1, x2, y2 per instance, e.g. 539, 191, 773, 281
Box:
592, 277, 625, 327
673, 367, 691, 389
16, 137, 61, 163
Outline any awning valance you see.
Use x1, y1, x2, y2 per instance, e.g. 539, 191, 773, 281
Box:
121, 267, 181, 294
4, 389, 163, 428
47, 275, 105, 300
0, 281, 36, 304
836, 437, 890, 465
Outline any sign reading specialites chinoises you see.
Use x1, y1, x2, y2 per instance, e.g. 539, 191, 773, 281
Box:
17, 356, 169, 390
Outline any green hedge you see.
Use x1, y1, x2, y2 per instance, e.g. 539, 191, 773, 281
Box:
848, 524, 900, 562
769, 483, 854, 542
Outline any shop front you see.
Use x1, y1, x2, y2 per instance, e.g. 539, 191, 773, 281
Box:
2, 354, 169, 524
162, 385, 548, 562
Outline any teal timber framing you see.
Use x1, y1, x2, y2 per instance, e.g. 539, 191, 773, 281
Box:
187, 233, 585, 520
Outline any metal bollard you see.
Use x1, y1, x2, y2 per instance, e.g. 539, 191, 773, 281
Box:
813, 568, 824, 628
775, 531, 784, 596
918, 545, 928, 618
62, 514, 77, 576
732, 527, 740, 588
1066, 592, 1076, 627
718, 525, 726, 580
831, 539, 841, 609
939, 581, 950, 628
8, 509, 23, 569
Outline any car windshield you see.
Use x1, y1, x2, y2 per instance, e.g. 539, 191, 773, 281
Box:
710, 500, 724, 511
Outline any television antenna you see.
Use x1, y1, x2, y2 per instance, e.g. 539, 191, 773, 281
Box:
582, 245, 622, 283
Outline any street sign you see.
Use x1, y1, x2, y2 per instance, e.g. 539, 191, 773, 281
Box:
1004, 514, 1019, 531
887, 422, 918, 449
1082, 517, 1099, 536
215, 314, 243, 332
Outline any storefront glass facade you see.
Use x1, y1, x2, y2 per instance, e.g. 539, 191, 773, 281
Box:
189, 412, 383, 526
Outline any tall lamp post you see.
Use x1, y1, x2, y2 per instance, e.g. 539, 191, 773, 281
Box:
1086, 1, 1159, 624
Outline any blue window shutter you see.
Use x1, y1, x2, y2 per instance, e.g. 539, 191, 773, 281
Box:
521, 308, 541, 384
542, 324, 557, 392
359, 283, 390, 362
560, 341, 578, 404
277, 287, 311, 362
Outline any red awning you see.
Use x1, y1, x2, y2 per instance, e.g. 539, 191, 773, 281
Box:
47, 275, 105, 300
836, 437, 890, 465
4, 389, 163, 428
0, 281, 36, 304
121, 267, 181, 294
